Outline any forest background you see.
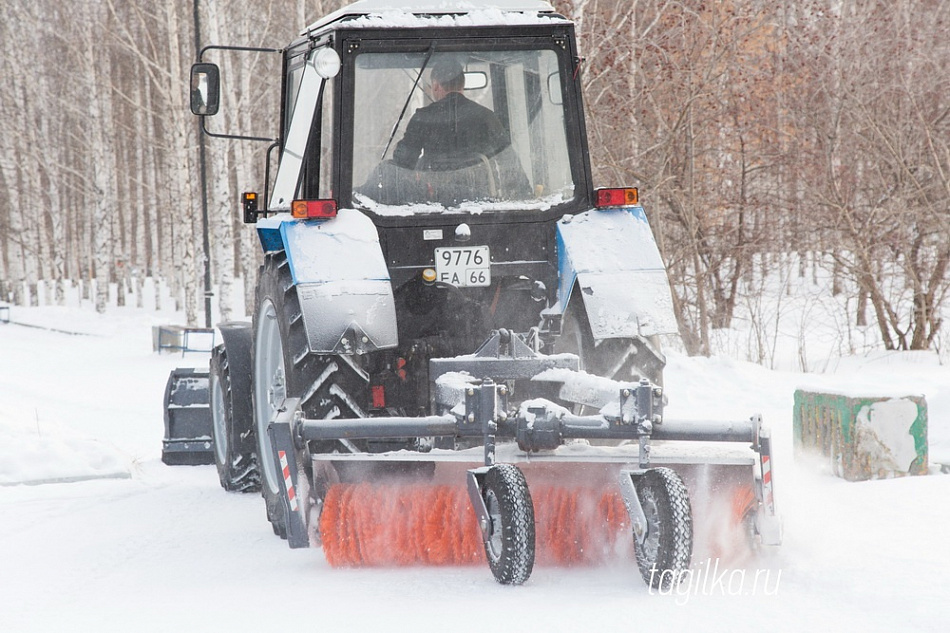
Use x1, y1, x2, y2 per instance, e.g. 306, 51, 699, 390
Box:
1, 0, 947, 365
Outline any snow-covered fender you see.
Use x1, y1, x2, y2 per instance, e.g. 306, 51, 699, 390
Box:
256, 209, 398, 354
554, 206, 677, 340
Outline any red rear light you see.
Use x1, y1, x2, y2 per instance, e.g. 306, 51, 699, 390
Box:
291, 199, 338, 219
371, 385, 386, 409
595, 187, 639, 208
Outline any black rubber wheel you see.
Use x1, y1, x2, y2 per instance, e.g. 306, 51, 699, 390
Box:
252, 252, 369, 538
559, 295, 665, 386
210, 345, 260, 492
481, 464, 535, 585
634, 467, 693, 590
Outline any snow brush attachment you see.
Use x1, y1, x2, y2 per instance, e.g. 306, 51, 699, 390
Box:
318, 482, 630, 568
320, 483, 483, 566
273, 390, 780, 587
531, 485, 630, 566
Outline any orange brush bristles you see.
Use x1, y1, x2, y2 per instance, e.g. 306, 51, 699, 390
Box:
319, 483, 631, 568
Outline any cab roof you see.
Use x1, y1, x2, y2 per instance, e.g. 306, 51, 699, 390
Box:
304, 0, 564, 35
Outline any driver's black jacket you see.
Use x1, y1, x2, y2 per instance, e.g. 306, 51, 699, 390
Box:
392, 92, 510, 170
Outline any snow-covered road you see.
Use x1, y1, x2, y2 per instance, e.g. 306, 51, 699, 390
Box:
1, 306, 948, 632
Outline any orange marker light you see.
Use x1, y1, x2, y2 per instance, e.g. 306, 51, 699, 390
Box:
594, 187, 639, 208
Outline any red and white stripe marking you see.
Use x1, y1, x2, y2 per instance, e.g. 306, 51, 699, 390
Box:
278, 450, 298, 512
761, 454, 774, 510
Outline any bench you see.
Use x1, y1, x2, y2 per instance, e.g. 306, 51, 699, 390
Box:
153, 325, 216, 356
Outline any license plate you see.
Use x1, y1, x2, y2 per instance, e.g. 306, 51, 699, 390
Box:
434, 246, 491, 287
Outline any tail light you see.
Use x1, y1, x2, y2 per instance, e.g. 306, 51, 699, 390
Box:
291, 199, 338, 219
371, 385, 386, 409
595, 187, 639, 208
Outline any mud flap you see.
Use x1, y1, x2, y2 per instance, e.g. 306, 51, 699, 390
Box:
269, 398, 309, 549
618, 469, 649, 544
162, 368, 213, 465
754, 422, 782, 545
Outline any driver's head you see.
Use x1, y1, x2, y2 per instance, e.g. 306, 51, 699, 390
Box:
430, 58, 464, 98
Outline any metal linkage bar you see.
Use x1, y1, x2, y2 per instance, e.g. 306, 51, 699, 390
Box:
296, 415, 458, 442
290, 380, 763, 469
430, 329, 578, 388
651, 418, 758, 443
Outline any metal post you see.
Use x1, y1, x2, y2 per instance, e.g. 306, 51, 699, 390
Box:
479, 380, 498, 466
193, 0, 213, 328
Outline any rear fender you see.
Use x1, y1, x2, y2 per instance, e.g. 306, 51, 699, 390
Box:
256, 209, 398, 353
554, 207, 677, 340
217, 321, 255, 454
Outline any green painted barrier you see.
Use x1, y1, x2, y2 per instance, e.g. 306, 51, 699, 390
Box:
793, 390, 928, 481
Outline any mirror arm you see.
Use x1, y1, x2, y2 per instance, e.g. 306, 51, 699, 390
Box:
193, 44, 283, 143
200, 117, 277, 144
198, 44, 282, 62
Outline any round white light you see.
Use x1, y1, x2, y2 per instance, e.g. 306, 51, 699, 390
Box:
313, 47, 341, 79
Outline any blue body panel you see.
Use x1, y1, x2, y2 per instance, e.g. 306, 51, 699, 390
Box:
555, 206, 677, 339
254, 211, 398, 353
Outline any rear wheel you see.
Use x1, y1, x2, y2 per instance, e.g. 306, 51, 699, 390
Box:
481, 464, 535, 585
559, 296, 664, 386
634, 467, 692, 590
253, 252, 369, 538
210, 345, 260, 492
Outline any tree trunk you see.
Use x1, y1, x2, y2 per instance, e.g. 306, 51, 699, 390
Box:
164, 3, 199, 325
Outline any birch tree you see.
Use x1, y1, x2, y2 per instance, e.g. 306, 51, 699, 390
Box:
80, 2, 120, 313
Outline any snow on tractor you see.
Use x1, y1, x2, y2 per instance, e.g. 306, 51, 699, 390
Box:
167, 0, 781, 588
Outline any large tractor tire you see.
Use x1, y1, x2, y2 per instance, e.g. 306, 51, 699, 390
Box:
252, 252, 369, 538
634, 467, 693, 590
559, 295, 665, 386
210, 344, 260, 492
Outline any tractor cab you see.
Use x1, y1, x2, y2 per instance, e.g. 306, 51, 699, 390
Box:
275, 0, 589, 218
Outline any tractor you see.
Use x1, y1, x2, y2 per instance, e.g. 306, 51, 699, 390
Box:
169, 0, 780, 588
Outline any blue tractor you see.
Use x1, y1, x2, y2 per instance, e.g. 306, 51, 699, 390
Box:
173, 0, 780, 588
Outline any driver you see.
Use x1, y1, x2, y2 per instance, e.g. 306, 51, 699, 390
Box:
392, 58, 511, 171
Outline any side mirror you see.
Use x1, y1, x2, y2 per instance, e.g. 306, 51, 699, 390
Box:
190, 63, 220, 116
463, 71, 488, 90
547, 72, 563, 106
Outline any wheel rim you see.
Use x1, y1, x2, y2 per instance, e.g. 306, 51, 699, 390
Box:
210, 371, 227, 466
255, 298, 285, 496
640, 488, 661, 562
485, 489, 503, 561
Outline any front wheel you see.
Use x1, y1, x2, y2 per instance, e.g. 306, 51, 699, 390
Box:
481, 464, 535, 585
634, 467, 693, 590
